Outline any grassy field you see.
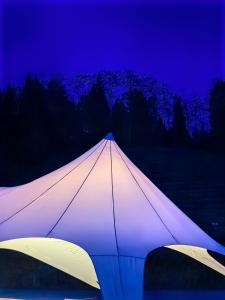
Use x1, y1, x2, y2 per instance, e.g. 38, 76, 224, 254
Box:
0, 145, 225, 290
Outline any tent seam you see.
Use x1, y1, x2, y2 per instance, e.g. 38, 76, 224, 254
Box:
46, 140, 108, 236
0, 140, 105, 226
110, 140, 125, 300
114, 143, 179, 244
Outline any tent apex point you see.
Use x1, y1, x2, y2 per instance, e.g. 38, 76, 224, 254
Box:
104, 132, 114, 141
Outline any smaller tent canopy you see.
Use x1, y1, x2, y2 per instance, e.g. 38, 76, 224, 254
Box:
0, 237, 99, 289
0, 133, 224, 300
166, 245, 225, 276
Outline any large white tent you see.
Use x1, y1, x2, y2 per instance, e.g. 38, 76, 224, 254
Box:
0, 133, 225, 300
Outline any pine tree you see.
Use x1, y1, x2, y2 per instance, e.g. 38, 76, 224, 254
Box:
126, 89, 150, 145
0, 86, 19, 158
111, 99, 128, 144
209, 80, 225, 150
147, 96, 168, 146
170, 97, 189, 146
79, 76, 110, 141
19, 75, 48, 162
45, 79, 79, 149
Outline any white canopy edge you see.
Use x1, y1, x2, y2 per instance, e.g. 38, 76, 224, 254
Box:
166, 245, 225, 276
0, 238, 100, 290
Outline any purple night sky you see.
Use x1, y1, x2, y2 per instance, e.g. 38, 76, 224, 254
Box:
1, 0, 224, 99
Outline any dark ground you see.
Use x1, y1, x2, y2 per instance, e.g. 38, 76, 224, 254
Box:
0, 145, 225, 290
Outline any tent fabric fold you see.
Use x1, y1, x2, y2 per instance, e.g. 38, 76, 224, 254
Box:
0, 134, 224, 300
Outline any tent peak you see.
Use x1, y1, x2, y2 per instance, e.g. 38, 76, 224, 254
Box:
104, 132, 114, 141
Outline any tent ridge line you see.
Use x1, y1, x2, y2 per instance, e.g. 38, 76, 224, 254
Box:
114, 143, 179, 244
46, 140, 108, 237
0, 140, 105, 226
110, 140, 125, 300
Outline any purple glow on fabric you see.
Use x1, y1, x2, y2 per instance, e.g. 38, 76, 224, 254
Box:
1, 0, 224, 98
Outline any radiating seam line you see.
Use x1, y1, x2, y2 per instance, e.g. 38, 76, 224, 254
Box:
110, 141, 125, 300
114, 143, 179, 244
0, 140, 105, 225
46, 141, 108, 236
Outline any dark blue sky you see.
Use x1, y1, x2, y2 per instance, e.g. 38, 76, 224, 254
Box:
1, 0, 224, 98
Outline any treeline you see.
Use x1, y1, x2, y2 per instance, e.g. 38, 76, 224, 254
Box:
0, 75, 224, 180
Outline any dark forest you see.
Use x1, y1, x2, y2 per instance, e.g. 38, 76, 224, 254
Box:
0, 74, 225, 185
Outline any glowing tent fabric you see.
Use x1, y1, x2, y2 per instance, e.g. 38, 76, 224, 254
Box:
0, 134, 225, 300
0, 238, 99, 289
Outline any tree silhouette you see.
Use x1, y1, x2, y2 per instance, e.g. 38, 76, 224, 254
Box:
170, 97, 189, 146
45, 79, 79, 150
209, 80, 225, 150
111, 99, 129, 144
126, 89, 150, 145
147, 96, 168, 145
0, 86, 19, 158
0, 73, 222, 185
79, 76, 110, 142
19, 75, 49, 162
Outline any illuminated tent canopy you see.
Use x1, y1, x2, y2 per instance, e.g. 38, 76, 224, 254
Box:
0, 237, 99, 289
0, 133, 225, 300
